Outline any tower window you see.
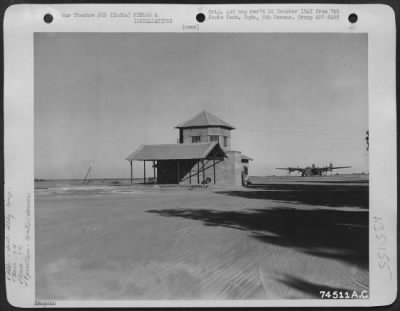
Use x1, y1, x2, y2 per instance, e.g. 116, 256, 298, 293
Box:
209, 135, 219, 143
223, 136, 228, 147
192, 136, 201, 143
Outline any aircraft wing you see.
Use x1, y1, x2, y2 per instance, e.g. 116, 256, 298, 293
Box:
275, 167, 304, 173
331, 166, 351, 170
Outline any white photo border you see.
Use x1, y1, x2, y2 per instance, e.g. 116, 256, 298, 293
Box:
3, 3, 396, 308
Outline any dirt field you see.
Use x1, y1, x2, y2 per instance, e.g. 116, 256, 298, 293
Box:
35, 176, 369, 300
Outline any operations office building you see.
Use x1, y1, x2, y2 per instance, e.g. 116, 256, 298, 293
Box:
126, 110, 252, 186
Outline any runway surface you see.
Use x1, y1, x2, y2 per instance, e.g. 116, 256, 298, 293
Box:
35, 176, 369, 300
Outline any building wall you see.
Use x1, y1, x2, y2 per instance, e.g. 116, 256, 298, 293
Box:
181, 127, 232, 150
181, 128, 209, 144
229, 151, 244, 186
207, 127, 231, 151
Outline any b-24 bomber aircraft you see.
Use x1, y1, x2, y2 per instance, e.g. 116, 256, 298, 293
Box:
276, 163, 351, 176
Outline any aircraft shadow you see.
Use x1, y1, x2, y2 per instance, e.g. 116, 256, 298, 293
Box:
147, 206, 368, 269
217, 183, 368, 209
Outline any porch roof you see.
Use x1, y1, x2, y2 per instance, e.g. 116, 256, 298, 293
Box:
126, 142, 226, 161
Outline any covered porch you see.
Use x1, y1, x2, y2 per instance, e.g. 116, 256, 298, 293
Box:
126, 142, 226, 185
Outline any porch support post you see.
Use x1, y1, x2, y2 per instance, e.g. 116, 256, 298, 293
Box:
143, 161, 146, 184
213, 159, 216, 184
177, 160, 180, 184
130, 160, 133, 185
197, 161, 200, 184
153, 161, 156, 184
202, 159, 205, 182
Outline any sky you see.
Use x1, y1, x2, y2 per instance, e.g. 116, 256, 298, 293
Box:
34, 33, 368, 179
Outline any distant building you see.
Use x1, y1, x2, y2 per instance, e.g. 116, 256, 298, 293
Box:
126, 110, 252, 186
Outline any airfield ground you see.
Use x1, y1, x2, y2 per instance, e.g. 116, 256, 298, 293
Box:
35, 175, 369, 300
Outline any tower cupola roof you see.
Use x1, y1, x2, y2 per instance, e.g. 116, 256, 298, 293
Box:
175, 110, 235, 130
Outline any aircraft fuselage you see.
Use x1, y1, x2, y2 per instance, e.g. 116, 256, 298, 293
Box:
302, 167, 324, 176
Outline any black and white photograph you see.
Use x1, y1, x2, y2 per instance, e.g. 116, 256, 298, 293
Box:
3, 4, 396, 308
33, 32, 370, 300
